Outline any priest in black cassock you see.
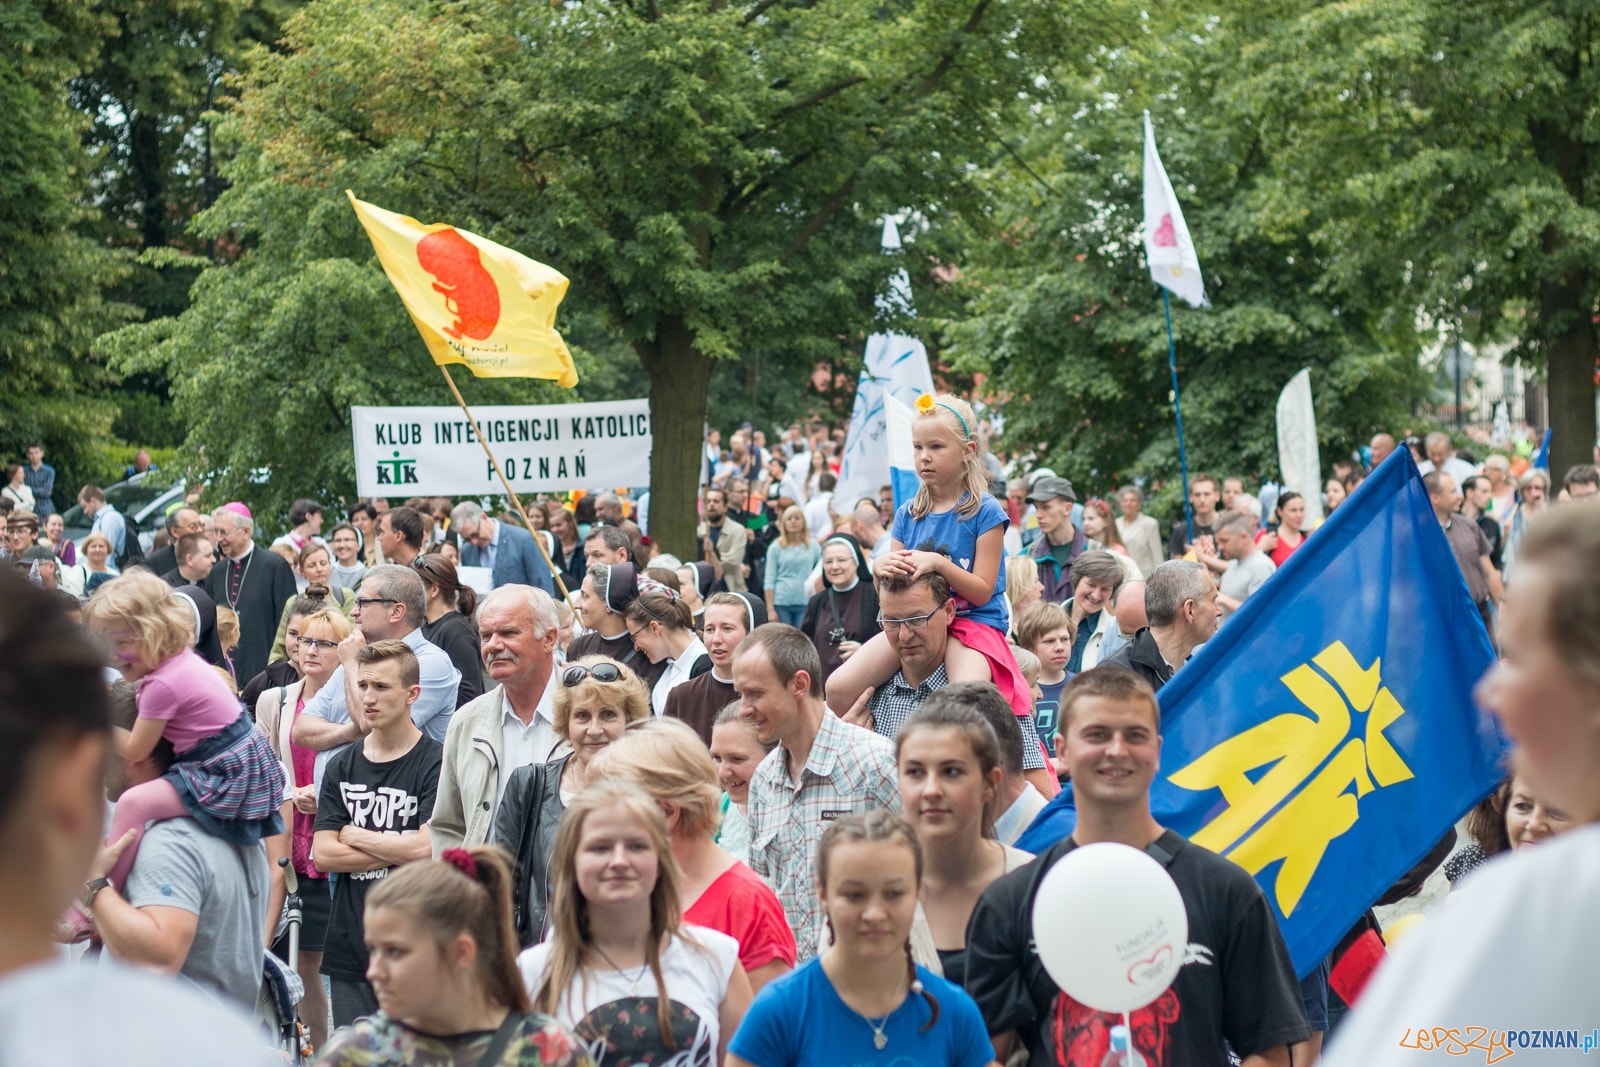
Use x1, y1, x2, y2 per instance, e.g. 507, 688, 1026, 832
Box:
203, 502, 298, 687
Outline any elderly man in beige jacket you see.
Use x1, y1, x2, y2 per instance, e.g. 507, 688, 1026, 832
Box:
430, 584, 565, 854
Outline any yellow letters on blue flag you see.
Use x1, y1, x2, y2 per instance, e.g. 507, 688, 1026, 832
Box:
1019, 451, 1505, 974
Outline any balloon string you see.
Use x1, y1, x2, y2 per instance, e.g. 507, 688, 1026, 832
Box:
1122, 1011, 1132, 1067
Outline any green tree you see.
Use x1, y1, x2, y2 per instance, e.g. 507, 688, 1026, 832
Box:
1231, 0, 1599, 477
952, 7, 1429, 520
101, 0, 1084, 552
0, 2, 134, 495
69, 1, 300, 449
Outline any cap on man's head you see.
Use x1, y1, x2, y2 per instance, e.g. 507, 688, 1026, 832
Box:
20, 545, 54, 563
219, 502, 252, 520
1027, 476, 1077, 505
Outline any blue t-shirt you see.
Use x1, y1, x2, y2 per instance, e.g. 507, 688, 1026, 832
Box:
1033, 676, 1070, 757
890, 494, 1010, 631
729, 958, 993, 1067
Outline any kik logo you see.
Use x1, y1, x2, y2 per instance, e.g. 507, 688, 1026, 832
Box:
1168, 641, 1414, 916
377, 450, 419, 486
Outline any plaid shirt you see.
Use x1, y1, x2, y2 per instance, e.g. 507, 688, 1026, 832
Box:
867, 662, 950, 743
867, 662, 1048, 770
746, 710, 901, 961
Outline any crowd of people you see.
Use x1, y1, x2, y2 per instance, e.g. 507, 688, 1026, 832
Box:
1, 408, 1597, 1066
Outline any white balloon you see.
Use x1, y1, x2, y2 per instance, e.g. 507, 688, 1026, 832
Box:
1031, 842, 1188, 1013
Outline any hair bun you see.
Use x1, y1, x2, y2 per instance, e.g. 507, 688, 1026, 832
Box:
305, 582, 331, 599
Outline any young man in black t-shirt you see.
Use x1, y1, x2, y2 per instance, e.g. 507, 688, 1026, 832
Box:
964, 667, 1308, 1067
313, 641, 442, 1028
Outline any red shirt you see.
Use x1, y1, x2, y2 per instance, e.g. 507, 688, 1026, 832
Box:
1258, 527, 1304, 568
685, 861, 797, 974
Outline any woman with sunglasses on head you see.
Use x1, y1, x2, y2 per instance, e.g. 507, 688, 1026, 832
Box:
520, 779, 753, 1067
492, 656, 653, 947
314, 845, 591, 1067
591, 720, 797, 994
415, 553, 484, 709
256, 605, 354, 1051
727, 810, 996, 1067
624, 582, 711, 716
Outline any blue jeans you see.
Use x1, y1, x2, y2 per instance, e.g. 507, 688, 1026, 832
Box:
776, 604, 806, 627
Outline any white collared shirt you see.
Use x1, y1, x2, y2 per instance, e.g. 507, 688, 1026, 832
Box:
482, 518, 502, 571
650, 635, 709, 715
497, 680, 562, 804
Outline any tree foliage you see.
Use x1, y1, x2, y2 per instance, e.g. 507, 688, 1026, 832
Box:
1229, 0, 1599, 476
951, 6, 1430, 517
100, 0, 1090, 552
0, 1, 135, 493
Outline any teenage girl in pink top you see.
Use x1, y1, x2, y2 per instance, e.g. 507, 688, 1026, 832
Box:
64, 570, 287, 940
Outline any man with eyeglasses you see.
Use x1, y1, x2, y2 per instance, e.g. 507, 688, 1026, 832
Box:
850, 569, 1053, 789
431, 585, 564, 854
291, 565, 462, 792
450, 501, 554, 594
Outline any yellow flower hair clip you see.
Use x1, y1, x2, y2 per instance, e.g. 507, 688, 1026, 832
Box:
915, 393, 935, 413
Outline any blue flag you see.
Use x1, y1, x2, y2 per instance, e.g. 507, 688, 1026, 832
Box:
1018, 450, 1506, 975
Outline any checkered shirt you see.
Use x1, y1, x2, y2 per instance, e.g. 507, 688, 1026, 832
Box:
746, 710, 902, 961
866, 663, 1048, 770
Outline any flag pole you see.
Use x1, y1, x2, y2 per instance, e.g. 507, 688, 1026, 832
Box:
1163, 288, 1194, 543
436, 363, 571, 600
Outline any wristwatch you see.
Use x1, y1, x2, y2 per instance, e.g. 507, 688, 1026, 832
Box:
82, 877, 112, 909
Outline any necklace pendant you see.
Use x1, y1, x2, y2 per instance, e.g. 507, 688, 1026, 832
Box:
873, 1033, 887, 1051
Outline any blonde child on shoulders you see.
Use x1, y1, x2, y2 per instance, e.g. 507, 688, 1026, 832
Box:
826, 394, 1036, 748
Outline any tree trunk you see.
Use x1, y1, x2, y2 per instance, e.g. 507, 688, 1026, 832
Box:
1539, 226, 1596, 479
636, 315, 716, 558
1542, 268, 1596, 480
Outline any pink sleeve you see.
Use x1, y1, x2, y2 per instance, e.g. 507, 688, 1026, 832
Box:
135, 676, 180, 723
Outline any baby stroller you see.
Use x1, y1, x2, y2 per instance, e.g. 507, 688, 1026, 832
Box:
257, 857, 313, 1064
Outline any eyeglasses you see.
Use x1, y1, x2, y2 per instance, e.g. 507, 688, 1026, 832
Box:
876, 604, 947, 634
355, 597, 399, 609
300, 637, 340, 652
563, 662, 623, 687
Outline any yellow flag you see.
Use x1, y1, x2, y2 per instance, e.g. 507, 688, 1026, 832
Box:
347, 192, 579, 387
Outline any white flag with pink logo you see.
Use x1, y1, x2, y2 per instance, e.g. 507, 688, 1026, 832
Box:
1143, 111, 1207, 308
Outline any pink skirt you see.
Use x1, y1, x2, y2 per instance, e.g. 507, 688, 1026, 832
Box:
949, 618, 1059, 797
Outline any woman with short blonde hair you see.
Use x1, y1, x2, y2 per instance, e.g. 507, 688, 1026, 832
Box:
493, 656, 652, 947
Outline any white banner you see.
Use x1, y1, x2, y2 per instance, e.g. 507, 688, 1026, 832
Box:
352, 399, 651, 497
836, 218, 936, 512
1275, 369, 1325, 526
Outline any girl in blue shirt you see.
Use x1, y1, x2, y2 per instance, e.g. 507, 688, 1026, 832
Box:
727, 811, 996, 1067
826, 393, 1034, 727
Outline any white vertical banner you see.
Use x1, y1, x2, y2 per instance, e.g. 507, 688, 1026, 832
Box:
1143, 111, 1207, 309
836, 218, 936, 512
885, 394, 920, 509
1276, 369, 1325, 526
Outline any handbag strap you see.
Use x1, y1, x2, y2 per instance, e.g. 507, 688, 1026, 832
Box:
475, 1010, 525, 1067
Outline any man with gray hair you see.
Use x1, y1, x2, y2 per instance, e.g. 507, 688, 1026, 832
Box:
203, 503, 298, 684
451, 501, 554, 593
1417, 430, 1478, 488
431, 585, 563, 852
1208, 509, 1275, 621
291, 564, 462, 788
1099, 560, 1220, 689
851, 498, 892, 560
